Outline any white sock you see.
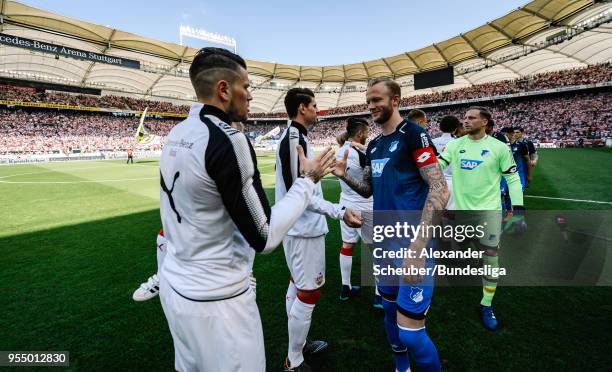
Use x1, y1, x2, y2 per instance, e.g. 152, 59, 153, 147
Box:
339, 246, 353, 287
287, 298, 315, 367
374, 275, 380, 296
286, 281, 297, 317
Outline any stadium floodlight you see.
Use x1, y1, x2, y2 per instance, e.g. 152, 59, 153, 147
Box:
179, 25, 237, 53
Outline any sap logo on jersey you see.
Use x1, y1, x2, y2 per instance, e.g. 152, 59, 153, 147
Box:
460, 159, 483, 170
371, 158, 390, 177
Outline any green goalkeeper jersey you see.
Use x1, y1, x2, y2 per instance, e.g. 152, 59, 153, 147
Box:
438, 134, 524, 210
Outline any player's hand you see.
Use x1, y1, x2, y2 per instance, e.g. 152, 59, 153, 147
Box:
349, 142, 367, 151
503, 206, 527, 235
298, 145, 336, 183
402, 244, 426, 285
530, 160, 537, 167
343, 208, 363, 228
332, 149, 349, 178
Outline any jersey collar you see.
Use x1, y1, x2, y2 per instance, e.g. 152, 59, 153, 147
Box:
199, 104, 231, 125
290, 120, 308, 136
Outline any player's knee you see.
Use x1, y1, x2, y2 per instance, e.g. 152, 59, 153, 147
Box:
397, 325, 428, 350
296, 289, 321, 305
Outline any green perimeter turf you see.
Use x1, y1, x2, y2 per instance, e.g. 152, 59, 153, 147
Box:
1, 149, 611, 371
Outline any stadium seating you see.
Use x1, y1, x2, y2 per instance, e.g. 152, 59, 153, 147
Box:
1, 63, 610, 154
0, 87, 190, 114
0, 109, 178, 154
326, 62, 612, 115
305, 91, 610, 147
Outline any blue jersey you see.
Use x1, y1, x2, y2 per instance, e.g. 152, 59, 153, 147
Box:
366, 120, 438, 211
366, 120, 439, 317
510, 141, 529, 188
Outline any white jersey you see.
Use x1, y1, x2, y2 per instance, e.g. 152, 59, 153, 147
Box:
275, 121, 344, 238
160, 104, 317, 301
432, 133, 455, 179
336, 142, 373, 210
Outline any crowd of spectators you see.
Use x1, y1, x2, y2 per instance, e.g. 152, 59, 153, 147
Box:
1, 89, 609, 155
325, 62, 612, 116
305, 91, 611, 146
0, 86, 191, 114
1, 62, 610, 155
1, 63, 608, 120
0, 109, 178, 155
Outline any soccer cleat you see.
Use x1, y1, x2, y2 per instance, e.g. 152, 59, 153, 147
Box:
339, 285, 361, 300
283, 357, 312, 372
372, 294, 384, 310
303, 339, 328, 355
480, 305, 498, 331
132, 274, 160, 301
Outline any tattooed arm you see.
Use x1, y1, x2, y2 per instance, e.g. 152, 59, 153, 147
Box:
339, 166, 373, 198
332, 148, 373, 198
403, 163, 450, 284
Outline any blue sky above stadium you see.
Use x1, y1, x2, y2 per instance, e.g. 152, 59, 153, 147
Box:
25, 0, 528, 65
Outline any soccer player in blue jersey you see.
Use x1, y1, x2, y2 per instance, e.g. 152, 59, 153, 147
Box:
510, 128, 532, 190
333, 77, 449, 372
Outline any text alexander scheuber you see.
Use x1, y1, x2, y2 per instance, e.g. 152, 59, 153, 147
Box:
371, 222, 507, 278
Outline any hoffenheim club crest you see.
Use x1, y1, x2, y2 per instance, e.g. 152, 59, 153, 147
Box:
409, 286, 424, 303
389, 140, 399, 152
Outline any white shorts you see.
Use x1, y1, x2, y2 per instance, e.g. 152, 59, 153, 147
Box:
339, 199, 371, 244
340, 219, 362, 244
159, 276, 265, 372
283, 235, 326, 290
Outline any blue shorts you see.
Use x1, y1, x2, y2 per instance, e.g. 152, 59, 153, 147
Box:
376, 242, 435, 319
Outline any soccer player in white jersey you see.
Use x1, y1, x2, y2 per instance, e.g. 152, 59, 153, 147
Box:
335, 117, 372, 301
276, 88, 362, 372
158, 48, 352, 372
133, 124, 256, 303
432, 115, 462, 210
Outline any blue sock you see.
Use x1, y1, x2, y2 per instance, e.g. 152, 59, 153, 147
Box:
398, 326, 440, 372
382, 298, 410, 372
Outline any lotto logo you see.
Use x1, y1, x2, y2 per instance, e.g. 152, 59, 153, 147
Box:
416, 151, 431, 163
460, 159, 483, 170
371, 158, 389, 177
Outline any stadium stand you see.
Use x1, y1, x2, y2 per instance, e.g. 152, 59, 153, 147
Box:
325, 63, 612, 116
306, 91, 610, 148
2, 88, 608, 154
0, 109, 178, 154
0, 86, 190, 114
0, 0, 610, 156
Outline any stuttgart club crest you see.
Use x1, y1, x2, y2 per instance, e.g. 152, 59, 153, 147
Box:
315, 272, 324, 286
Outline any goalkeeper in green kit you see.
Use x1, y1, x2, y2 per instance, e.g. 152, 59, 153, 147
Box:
438, 106, 524, 331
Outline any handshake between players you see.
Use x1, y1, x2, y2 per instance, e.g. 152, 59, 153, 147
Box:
299, 144, 363, 229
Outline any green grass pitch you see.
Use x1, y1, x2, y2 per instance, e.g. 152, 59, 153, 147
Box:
1, 149, 611, 371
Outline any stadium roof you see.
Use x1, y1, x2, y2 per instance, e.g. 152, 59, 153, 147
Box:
0, 0, 611, 112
